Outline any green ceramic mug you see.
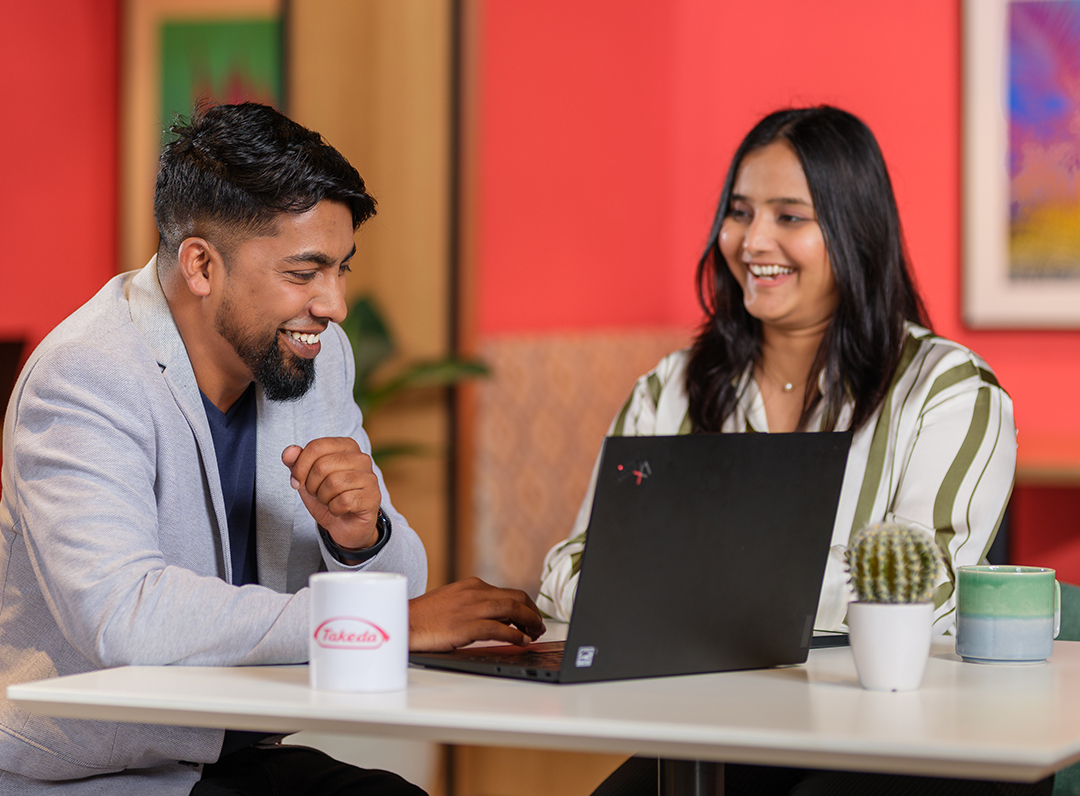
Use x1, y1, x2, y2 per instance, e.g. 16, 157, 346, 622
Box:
955, 565, 1061, 664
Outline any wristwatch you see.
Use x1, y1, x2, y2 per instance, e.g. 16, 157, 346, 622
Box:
317, 509, 392, 563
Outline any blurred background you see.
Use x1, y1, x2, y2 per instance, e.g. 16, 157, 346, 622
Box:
3, 1, 1080, 794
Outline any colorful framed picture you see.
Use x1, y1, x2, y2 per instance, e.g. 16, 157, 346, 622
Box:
119, 0, 282, 274
964, 0, 1080, 327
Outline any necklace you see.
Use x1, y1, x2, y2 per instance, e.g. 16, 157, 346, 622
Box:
759, 361, 800, 393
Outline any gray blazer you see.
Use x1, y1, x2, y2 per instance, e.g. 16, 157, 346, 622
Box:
0, 261, 427, 793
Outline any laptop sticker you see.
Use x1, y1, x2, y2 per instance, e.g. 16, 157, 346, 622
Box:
575, 646, 597, 668
615, 460, 651, 485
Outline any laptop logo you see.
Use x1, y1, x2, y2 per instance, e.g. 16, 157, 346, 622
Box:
575, 646, 597, 668
616, 461, 651, 485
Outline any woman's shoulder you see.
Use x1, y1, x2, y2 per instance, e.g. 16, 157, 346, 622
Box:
898, 322, 1005, 393
613, 348, 694, 436
627, 348, 693, 402
650, 347, 692, 381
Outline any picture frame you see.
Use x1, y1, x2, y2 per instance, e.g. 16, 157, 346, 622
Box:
963, 0, 1080, 328
119, 0, 282, 274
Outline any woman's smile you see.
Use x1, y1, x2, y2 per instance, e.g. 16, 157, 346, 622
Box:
719, 140, 838, 333
747, 262, 796, 281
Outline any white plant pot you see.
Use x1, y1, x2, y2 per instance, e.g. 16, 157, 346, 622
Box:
847, 602, 934, 691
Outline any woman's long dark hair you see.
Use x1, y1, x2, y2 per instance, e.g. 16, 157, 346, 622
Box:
686, 106, 929, 433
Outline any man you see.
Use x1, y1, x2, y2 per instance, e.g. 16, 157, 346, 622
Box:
0, 102, 543, 795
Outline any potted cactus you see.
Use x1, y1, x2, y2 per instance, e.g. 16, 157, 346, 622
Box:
844, 522, 944, 691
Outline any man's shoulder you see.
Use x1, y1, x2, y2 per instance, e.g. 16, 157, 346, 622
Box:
19, 273, 160, 393
37, 272, 140, 351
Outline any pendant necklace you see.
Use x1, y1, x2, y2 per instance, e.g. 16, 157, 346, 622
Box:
759, 361, 800, 393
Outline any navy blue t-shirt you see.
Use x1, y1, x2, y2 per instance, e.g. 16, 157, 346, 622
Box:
201, 384, 258, 587
201, 384, 266, 756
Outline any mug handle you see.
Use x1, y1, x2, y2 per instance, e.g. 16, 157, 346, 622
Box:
1055, 580, 1062, 639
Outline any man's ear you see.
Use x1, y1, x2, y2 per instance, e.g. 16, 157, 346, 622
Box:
176, 238, 221, 298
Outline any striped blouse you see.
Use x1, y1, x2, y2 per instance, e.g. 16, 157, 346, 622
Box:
537, 324, 1016, 635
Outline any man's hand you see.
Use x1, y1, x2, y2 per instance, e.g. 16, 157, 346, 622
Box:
282, 439, 380, 550
409, 577, 546, 651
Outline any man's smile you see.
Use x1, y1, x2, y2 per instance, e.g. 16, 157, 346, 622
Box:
281, 328, 324, 358
286, 330, 322, 345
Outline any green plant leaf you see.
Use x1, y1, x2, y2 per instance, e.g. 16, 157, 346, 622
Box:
342, 294, 492, 454
371, 443, 433, 461
340, 296, 394, 392
366, 359, 490, 413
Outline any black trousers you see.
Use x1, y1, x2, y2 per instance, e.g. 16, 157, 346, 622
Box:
189, 743, 427, 796
593, 757, 1056, 796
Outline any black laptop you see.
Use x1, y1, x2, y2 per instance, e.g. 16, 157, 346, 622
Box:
410, 431, 853, 683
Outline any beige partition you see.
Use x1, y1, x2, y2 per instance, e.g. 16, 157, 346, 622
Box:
289, 0, 454, 590
454, 748, 627, 796
289, 4, 453, 794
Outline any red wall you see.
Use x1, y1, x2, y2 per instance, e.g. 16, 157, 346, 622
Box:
2, 0, 1076, 573
474, 0, 1080, 439
0, 0, 119, 352
473, 0, 1080, 572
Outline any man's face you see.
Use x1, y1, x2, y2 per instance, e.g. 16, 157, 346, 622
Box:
211, 200, 355, 402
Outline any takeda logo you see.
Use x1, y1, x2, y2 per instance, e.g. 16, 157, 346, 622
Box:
313, 617, 390, 649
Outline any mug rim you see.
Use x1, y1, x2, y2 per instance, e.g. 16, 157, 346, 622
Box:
957, 565, 1055, 575
309, 571, 407, 584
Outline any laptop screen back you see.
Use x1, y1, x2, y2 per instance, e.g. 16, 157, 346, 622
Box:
558, 431, 852, 683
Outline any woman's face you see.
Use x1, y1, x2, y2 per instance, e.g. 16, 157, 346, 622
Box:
719, 141, 838, 334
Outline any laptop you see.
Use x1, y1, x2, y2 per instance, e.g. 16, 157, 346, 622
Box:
410, 431, 853, 683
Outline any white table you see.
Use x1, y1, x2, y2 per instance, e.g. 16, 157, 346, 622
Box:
10, 641, 1080, 788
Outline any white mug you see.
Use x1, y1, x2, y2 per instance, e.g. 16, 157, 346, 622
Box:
308, 572, 408, 692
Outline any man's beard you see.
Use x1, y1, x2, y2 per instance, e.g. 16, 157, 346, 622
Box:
215, 295, 316, 402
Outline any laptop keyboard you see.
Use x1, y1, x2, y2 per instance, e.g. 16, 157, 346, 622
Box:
453, 644, 565, 670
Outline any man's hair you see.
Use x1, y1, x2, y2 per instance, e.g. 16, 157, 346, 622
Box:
686, 106, 929, 434
153, 102, 376, 261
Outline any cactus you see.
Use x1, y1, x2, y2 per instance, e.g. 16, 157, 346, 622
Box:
844, 523, 943, 604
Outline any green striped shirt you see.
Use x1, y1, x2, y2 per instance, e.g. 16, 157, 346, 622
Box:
537, 325, 1016, 634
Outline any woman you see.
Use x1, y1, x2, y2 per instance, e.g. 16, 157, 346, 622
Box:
538, 106, 1038, 795
539, 106, 1014, 636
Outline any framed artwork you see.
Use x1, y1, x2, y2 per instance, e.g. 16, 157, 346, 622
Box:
120, 0, 282, 274
964, 0, 1080, 327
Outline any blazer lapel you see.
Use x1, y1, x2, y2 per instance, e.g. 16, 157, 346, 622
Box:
254, 390, 297, 593
126, 258, 233, 582
126, 258, 299, 593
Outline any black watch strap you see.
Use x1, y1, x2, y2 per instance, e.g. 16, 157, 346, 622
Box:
318, 509, 392, 564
